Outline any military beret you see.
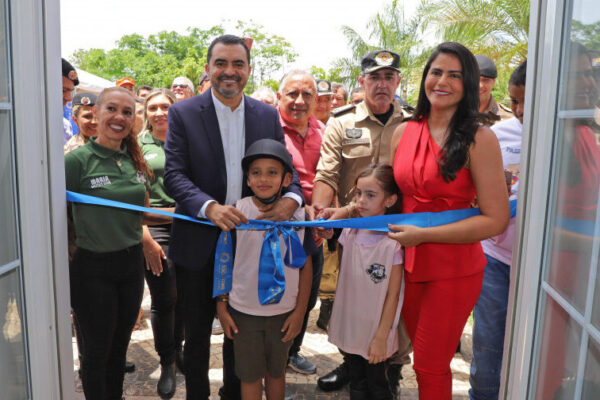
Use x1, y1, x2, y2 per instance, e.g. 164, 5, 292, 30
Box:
73, 92, 97, 106
316, 79, 333, 96
475, 55, 498, 78
62, 58, 79, 86
361, 50, 401, 74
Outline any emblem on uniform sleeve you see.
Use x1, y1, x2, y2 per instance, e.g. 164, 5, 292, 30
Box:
345, 128, 363, 139
366, 263, 387, 283
375, 51, 393, 66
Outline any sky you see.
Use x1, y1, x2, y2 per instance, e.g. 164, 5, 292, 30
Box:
60, 0, 418, 70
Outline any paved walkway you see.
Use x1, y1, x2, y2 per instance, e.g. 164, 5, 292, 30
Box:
73, 285, 473, 399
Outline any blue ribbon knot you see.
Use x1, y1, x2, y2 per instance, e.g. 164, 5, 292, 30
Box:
213, 225, 306, 305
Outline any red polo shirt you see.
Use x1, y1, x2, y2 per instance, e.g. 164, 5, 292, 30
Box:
279, 112, 324, 204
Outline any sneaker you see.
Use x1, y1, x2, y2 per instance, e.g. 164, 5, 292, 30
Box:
288, 353, 316, 375
212, 318, 224, 335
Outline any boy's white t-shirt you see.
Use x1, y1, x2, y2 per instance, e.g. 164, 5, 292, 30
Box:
229, 196, 305, 316
481, 117, 522, 265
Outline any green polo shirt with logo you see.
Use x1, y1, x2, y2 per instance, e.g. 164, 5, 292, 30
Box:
138, 130, 175, 208
65, 137, 147, 253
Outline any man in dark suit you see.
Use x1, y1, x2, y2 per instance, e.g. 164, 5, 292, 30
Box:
164, 34, 303, 400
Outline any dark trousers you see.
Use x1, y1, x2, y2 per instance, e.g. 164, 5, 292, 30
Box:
178, 262, 240, 400
144, 243, 177, 366
347, 354, 394, 399
70, 244, 145, 400
289, 247, 323, 355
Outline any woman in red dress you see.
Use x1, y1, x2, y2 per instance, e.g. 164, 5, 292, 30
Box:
389, 42, 510, 399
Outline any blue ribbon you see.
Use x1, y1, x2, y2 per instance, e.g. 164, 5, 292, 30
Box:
67, 191, 525, 305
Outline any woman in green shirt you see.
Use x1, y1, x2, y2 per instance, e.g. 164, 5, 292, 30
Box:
138, 88, 180, 399
65, 86, 151, 400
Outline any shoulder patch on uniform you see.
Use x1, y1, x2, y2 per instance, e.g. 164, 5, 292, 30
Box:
331, 104, 356, 117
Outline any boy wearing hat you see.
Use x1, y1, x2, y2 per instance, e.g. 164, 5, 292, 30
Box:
64, 92, 97, 154
216, 138, 313, 400
62, 58, 79, 144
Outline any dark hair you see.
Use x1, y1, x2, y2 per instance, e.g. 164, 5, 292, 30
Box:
509, 60, 527, 87
331, 82, 347, 102
413, 42, 481, 182
355, 163, 402, 214
97, 87, 152, 179
136, 85, 153, 95
207, 34, 251, 65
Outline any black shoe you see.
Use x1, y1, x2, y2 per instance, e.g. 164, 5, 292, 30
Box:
316, 299, 333, 331
124, 360, 135, 373
175, 350, 185, 375
157, 362, 176, 399
317, 361, 350, 392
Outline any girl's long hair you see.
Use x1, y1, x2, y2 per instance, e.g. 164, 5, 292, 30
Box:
97, 86, 152, 179
412, 42, 481, 182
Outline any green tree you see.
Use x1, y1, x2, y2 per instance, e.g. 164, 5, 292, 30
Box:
333, 0, 427, 102
309, 66, 345, 84
71, 26, 224, 88
70, 23, 298, 93
418, 0, 530, 102
572, 20, 600, 50
235, 20, 298, 94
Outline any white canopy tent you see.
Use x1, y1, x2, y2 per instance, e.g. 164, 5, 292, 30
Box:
74, 69, 113, 94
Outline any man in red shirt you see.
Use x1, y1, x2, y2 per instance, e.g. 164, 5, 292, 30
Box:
277, 69, 324, 379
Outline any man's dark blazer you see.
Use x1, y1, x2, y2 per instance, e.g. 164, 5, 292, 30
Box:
164, 90, 303, 270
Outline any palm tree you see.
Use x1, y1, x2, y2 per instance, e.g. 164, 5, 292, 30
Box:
333, 0, 428, 101
418, 0, 529, 67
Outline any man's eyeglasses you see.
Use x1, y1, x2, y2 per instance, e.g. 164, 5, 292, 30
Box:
172, 84, 190, 90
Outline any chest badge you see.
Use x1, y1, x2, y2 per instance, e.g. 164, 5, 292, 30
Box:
366, 263, 387, 283
345, 128, 363, 139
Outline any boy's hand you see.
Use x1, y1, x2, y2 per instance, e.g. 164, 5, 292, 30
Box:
281, 309, 304, 342
368, 336, 387, 364
216, 302, 238, 340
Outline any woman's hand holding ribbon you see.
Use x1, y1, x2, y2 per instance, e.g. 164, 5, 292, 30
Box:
387, 224, 425, 247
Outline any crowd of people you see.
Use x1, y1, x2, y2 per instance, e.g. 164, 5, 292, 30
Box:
60, 32, 600, 400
